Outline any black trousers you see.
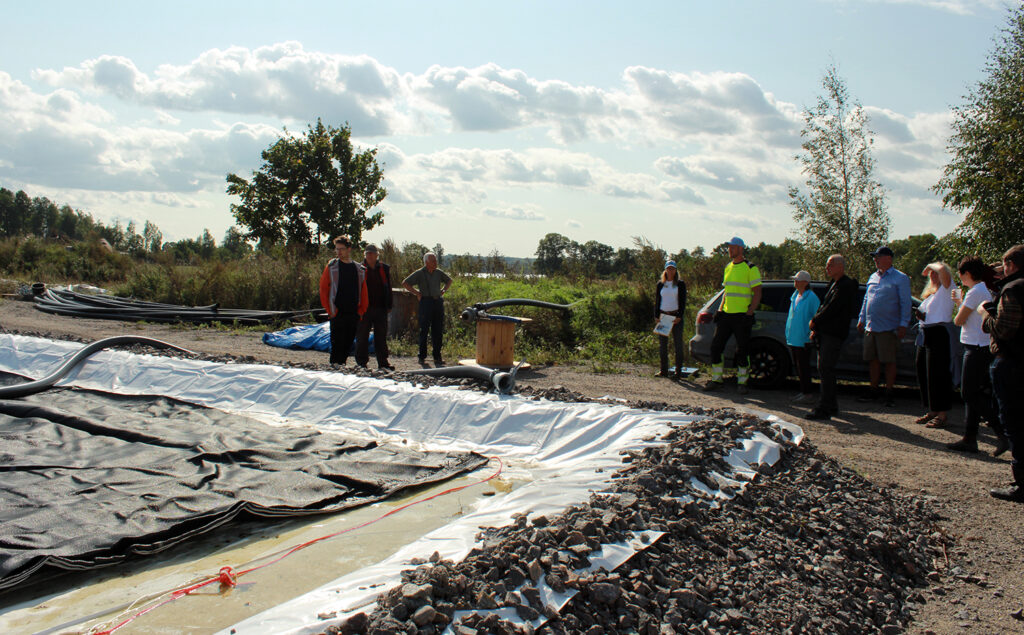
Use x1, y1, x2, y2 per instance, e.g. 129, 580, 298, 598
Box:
418, 297, 445, 360
329, 312, 360, 365
961, 345, 1001, 439
915, 324, 953, 412
659, 315, 684, 373
816, 333, 843, 413
991, 355, 1024, 482
710, 312, 753, 367
790, 344, 813, 394
355, 306, 389, 367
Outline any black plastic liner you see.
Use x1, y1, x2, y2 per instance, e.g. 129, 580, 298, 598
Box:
0, 381, 487, 591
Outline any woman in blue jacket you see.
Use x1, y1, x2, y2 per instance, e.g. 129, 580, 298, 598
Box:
786, 270, 821, 403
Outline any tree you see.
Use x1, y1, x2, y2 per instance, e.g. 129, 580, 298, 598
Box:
221, 226, 252, 259
143, 220, 162, 254
575, 240, 615, 277
934, 6, 1024, 260
789, 65, 889, 279
534, 232, 572, 275
226, 119, 387, 250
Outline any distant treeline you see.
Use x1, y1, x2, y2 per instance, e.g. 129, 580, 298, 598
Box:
1, 185, 943, 296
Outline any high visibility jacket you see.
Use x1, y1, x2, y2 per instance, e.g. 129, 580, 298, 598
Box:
721, 260, 761, 313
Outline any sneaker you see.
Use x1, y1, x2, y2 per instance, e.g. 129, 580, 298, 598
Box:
805, 409, 832, 421
792, 393, 815, 405
857, 391, 880, 403
946, 438, 979, 453
737, 384, 749, 395
883, 393, 896, 408
702, 381, 722, 392
417, 356, 426, 365
990, 484, 1024, 502
434, 358, 445, 366
380, 363, 396, 371
655, 370, 669, 377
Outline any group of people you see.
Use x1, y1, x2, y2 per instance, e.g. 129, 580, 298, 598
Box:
654, 236, 1024, 503
318, 236, 452, 370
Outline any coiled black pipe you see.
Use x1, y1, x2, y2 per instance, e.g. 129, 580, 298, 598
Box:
404, 365, 515, 394
33, 289, 322, 325
0, 336, 195, 399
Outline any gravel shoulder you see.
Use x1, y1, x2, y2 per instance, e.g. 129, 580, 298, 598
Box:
0, 298, 1020, 633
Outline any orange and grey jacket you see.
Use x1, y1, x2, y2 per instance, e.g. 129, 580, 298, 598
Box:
319, 259, 369, 318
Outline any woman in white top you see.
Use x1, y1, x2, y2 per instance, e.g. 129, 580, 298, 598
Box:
947, 256, 1007, 455
914, 262, 956, 427
654, 260, 687, 378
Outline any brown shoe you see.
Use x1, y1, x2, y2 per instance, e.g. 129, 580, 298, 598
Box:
946, 438, 978, 453
993, 436, 1010, 457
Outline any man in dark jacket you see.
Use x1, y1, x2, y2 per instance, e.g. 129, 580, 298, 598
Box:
355, 244, 394, 370
983, 245, 1024, 502
805, 254, 859, 420
319, 236, 368, 366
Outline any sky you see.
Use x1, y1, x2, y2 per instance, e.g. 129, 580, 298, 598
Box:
0, 0, 1016, 257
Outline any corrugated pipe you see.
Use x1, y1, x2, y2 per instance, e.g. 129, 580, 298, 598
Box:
0, 336, 195, 399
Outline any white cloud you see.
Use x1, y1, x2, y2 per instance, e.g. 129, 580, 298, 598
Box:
483, 206, 546, 221
860, 0, 1004, 15
660, 183, 707, 205
34, 43, 407, 135
566, 219, 583, 229
655, 155, 789, 193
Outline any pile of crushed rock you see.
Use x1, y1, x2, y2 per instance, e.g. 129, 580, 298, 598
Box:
8, 332, 952, 633
321, 411, 948, 635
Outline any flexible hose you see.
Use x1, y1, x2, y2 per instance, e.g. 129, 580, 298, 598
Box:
0, 336, 195, 399
404, 365, 515, 393
470, 298, 572, 313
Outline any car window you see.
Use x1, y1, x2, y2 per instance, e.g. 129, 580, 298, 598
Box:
757, 285, 792, 313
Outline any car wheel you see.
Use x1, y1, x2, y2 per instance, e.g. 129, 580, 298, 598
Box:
747, 339, 790, 388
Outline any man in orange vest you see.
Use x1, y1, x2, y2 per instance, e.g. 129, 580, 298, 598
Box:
319, 236, 368, 366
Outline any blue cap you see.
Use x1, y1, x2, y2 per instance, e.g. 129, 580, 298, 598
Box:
665, 260, 677, 269
728, 236, 745, 248
871, 246, 894, 257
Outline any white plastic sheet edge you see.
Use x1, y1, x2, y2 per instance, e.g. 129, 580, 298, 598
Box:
0, 335, 803, 634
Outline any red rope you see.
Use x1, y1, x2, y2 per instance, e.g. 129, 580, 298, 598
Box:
92, 456, 503, 635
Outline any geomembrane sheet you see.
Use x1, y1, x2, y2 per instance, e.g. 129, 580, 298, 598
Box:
0, 379, 487, 591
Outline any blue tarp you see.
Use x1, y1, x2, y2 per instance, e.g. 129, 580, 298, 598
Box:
261, 322, 373, 353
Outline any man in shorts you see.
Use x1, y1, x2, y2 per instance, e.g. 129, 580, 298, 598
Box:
856, 246, 912, 406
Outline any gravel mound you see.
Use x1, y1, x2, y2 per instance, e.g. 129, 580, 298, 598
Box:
326, 413, 948, 635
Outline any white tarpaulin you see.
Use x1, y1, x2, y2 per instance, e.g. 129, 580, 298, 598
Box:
0, 334, 802, 634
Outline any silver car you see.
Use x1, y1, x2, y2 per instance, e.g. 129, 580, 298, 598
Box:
688, 280, 921, 388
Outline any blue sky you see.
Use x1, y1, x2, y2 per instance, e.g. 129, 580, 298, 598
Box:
0, 0, 1014, 256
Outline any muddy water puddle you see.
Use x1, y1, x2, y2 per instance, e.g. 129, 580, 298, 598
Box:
0, 472, 527, 634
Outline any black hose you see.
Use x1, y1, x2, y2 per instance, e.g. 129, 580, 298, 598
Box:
405, 365, 515, 394
0, 336, 195, 399
470, 299, 572, 313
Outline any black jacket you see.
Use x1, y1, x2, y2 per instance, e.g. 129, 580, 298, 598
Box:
812, 275, 859, 339
363, 261, 393, 311
984, 269, 1024, 360
654, 280, 687, 317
